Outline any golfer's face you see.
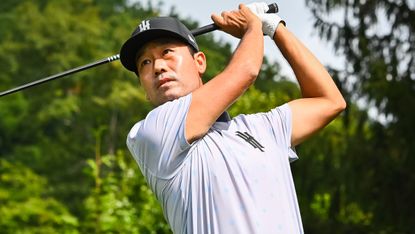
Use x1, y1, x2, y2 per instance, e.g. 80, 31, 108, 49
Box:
136, 40, 203, 106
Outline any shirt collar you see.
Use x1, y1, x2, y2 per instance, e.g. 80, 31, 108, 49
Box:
216, 112, 231, 122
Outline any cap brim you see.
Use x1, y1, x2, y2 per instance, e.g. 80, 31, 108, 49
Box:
120, 29, 191, 72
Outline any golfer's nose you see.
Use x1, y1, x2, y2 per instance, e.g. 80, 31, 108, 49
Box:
154, 58, 167, 77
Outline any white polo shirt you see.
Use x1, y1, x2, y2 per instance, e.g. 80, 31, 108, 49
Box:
127, 94, 303, 234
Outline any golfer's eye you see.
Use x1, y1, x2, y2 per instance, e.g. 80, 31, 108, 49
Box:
163, 48, 173, 56
140, 59, 151, 67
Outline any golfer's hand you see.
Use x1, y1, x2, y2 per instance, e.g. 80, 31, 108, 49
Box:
246, 2, 285, 38
211, 4, 262, 39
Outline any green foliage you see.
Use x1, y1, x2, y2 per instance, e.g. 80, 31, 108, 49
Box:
229, 84, 299, 116
0, 159, 79, 233
301, 0, 415, 232
81, 135, 171, 233
2, 0, 412, 233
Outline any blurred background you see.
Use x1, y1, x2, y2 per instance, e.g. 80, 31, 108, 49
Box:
0, 0, 414, 233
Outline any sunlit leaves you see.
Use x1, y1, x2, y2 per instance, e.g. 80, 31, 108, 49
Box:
0, 159, 79, 233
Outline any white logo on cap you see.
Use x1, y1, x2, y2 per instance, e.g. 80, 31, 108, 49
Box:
188, 34, 195, 44
139, 20, 150, 32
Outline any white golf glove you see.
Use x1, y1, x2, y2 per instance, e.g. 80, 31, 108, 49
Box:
246, 2, 285, 38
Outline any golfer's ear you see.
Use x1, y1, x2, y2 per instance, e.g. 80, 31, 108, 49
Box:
194, 51, 206, 75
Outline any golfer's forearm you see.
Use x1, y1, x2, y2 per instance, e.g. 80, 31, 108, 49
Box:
273, 25, 344, 105
186, 24, 263, 143
197, 25, 263, 108
208, 4, 264, 96
223, 26, 263, 85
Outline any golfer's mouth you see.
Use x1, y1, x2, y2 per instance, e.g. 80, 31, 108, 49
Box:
158, 78, 175, 88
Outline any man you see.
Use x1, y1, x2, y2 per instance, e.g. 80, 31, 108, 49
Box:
120, 2, 345, 233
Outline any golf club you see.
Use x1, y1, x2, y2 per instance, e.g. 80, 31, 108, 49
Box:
0, 3, 278, 97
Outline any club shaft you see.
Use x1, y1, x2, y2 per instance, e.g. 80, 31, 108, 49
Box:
0, 55, 120, 97
0, 3, 278, 97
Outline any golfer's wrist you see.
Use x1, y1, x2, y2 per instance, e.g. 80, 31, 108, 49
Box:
247, 18, 263, 32
262, 15, 285, 38
272, 21, 286, 40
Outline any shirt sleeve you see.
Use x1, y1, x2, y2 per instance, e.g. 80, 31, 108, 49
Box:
268, 103, 298, 162
126, 94, 192, 179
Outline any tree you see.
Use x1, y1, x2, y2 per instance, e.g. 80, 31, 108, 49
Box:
302, 0, 415, 232
0, 159, 79, 233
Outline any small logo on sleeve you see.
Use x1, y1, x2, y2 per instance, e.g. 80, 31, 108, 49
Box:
235, 131, 265, 152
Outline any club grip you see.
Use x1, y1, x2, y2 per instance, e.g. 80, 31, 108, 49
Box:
191, 3, 279, 36
267, 3, 279, 13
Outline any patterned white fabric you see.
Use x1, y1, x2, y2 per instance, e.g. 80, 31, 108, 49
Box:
127, 94, 303, 233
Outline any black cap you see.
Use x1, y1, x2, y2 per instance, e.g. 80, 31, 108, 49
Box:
120, 17, 199, 72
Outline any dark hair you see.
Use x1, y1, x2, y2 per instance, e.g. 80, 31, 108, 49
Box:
187, 45, 198, 56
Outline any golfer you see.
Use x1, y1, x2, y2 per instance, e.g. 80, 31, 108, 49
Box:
120, 2, 345, 233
